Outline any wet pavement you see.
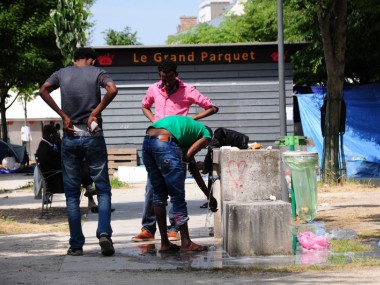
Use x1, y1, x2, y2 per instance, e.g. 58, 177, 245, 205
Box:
1, 173, 380, 272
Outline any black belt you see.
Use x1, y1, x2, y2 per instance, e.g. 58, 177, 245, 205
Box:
144, 134, 178, 144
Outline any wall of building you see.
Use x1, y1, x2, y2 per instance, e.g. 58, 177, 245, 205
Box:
95, 43, 302, 164
178, 17, 197, 33
198, 0, 232, 23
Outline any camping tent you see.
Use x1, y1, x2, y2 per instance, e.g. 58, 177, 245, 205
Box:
296, 83, 380, 178
0, 140, 27, 165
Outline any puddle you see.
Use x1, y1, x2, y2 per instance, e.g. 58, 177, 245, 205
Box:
120, 222, 380, 269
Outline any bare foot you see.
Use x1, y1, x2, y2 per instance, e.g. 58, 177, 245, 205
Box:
180, 241, 208, 252
159, 242, 180, 252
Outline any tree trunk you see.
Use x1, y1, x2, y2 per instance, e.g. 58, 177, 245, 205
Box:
0, 88, 10, 142
322, 79, 344, 182
317, 0, 347, 183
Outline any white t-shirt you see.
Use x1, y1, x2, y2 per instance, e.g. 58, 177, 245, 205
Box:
21, 126, 32, 142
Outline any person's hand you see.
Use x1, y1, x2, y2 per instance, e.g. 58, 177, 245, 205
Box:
182, 153, 193, 164
187, 159, 197, 174
87, 115, 99, 132
62, 116, 74, 136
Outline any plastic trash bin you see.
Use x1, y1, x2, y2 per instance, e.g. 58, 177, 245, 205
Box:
282, 151, 319, 222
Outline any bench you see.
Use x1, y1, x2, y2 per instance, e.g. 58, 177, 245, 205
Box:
107, 148, 137, 177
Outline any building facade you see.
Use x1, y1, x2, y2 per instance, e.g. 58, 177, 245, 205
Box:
94, 42, 306, 164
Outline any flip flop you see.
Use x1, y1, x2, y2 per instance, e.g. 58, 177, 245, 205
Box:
159, 243, 181, 253
180, 245, 209, 252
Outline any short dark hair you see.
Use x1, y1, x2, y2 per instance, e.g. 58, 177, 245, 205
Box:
158, 59, 177, 74
74, 47, 97, 61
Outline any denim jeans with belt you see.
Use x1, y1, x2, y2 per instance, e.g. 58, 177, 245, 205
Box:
62, 135, 113, 249
142, 137, 189, 228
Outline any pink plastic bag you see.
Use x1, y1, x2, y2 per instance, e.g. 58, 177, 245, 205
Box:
298, 231, 329, 250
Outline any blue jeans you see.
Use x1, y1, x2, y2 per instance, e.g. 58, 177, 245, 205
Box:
142, 177, 178, 235
62, 136, 112, 249
142, 137, 189, 228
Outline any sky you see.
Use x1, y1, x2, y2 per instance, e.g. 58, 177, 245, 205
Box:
89, 0, 201, 46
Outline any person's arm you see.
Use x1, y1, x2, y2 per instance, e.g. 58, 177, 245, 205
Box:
39, 82, 73, 134
183, 137, 210, 163
188, 159, 218, 212
142, 107, 155, 123
188, 86, 219, 120
191, 106, 218, 120
87, 81, 118, 130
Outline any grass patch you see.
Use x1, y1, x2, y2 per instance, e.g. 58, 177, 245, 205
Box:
328, 255, 380, 267
358, 231, 380, 240
0, 216, 69, 234
326, 239, 378, 267
110, 177, 129, 188
0, 207, 88, 235
330, 239, 373, 253
318, 179, 378, 193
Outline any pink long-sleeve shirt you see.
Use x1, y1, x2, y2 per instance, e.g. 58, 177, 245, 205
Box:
142, 78, 215, 122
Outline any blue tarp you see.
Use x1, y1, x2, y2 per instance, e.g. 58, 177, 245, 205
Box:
296, 83, 380, 178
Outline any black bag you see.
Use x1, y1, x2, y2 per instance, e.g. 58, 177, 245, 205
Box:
203, 128, 249, 173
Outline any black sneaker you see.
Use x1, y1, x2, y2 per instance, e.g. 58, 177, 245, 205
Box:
67, 247, 83, 256
99, 233, 115, 256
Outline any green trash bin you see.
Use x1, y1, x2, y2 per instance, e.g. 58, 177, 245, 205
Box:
282, 151, 319, 222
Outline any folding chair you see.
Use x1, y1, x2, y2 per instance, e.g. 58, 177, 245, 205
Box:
35, 154, 87, 218
35, 154, 63, 218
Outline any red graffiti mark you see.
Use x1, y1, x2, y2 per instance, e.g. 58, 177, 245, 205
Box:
97, 53, 115, 65
228, 160, 247, 188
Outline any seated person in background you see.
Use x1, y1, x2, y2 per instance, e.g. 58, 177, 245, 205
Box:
36, 125, 97, 211
142, 115, 215, 252
1, 151, 21, 171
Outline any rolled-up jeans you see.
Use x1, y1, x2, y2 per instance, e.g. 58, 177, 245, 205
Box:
62, 135, 112, 249
142, 137, 189, 228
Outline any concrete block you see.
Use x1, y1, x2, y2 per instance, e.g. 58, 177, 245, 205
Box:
220, 149, 282, 201
211, 170, 222, 239
224, 201, 292, 257
212, 149, 222, 164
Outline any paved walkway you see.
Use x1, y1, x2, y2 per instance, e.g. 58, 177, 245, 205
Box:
0, 173, 304, 269
1, 173, 380, 284
0, 174, 226, 270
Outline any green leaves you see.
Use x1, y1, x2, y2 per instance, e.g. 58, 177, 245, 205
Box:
103, 26, 142, 46
50, 0, 92, 66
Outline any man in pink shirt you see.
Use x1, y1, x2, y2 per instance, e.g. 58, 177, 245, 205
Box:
132, 59, 218, 242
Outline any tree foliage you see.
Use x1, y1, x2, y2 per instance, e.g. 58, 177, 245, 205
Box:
103, 26, 142, 45
50, 0, 93, 66
345, 0, 380, 83
0, 0, 62, 142
167, 0, 380, 183
167, 0, 380, 86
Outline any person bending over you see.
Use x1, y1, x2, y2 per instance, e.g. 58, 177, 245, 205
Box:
142, 115, 214, 252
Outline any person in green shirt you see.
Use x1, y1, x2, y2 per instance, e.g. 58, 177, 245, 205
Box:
142, 115, 213, 252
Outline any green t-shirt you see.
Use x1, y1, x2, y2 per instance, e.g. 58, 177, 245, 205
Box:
148, 115, 212, 149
